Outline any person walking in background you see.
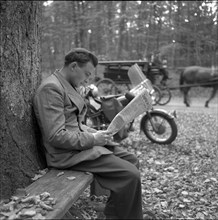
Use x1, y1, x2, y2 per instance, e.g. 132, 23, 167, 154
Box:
151, 52, 169, 86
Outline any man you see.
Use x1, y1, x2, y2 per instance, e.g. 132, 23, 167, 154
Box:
33, 48, 144, 219
151, 52, 169, 86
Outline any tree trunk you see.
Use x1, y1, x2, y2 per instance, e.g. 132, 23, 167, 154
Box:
175, 0, 182, 67
0, 1, 43, 199
144, 3, 152, 59
187, 1, 191, 66
105, 1, 114, 59
136, 2, 144, 59
95, 1, 103, 55
72, 1, 79, 47
78, 1, 87, 48
117, 1, 127, 59
156, 12, 162, 51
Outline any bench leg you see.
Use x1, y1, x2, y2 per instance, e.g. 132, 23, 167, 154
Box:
62, 211, 74, 219
90, 178, 110, 197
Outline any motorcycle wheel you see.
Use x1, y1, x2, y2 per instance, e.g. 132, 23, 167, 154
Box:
140, 111, 177, 144
157, 87, 172, 105
96, 78, 118, 96
152, 85, 161, 105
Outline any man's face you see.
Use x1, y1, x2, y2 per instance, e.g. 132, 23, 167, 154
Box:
68, 61, 95, 87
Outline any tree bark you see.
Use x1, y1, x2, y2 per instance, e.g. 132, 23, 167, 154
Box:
156, 9, 162, 51
187, 1, 191, 66
0, 1, 42, 199
105, 1, 114, 59
95, 1, 103, 55
72, 1, 79, 47
144, 2, 152, 59
117, 1, 127, 59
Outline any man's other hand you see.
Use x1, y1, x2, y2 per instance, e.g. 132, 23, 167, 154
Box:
93, 131, 113, 146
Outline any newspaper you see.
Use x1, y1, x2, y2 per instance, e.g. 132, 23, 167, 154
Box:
128, 64, 154, 95
106, 88, 152, 135
128, 63, 147, 87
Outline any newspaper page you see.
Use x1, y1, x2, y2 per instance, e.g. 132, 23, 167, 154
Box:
106, 88, 152, 135
128, 63, 147, 87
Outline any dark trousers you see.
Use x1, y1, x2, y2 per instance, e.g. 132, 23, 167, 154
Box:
72, 146, 143, 219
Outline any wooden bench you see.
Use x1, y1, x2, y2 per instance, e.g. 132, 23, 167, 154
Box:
25, 169, 93, 219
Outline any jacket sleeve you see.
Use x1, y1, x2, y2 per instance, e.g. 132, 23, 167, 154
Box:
80, 124, 97, 133
34, 84, 95, 151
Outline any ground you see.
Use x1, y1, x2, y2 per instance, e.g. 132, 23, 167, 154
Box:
69, 95, 218, 219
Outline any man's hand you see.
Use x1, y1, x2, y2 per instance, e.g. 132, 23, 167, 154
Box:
93, 130, 113, 146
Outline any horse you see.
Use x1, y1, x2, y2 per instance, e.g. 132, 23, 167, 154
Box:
179, 66, 218, 107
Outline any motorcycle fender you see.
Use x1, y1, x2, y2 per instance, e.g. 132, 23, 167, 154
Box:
140, 109, 176, 131
152, 109, 176, 119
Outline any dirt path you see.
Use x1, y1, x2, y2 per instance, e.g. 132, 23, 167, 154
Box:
155, 96, 218, 114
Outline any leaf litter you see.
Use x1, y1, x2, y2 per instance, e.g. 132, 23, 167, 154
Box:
69, 111, 218, 219
1, 111, 217, 219
0, 190, 56, 220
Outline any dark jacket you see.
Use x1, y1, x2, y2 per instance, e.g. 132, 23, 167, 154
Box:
33, 70, 112, 169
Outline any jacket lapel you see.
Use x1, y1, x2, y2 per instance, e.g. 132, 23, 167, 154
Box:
53, 70, 86, 114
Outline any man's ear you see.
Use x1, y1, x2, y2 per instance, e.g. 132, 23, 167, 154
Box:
69, 62, 77, 70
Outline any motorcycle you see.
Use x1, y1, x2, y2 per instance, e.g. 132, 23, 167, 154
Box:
83, 65, 178, 144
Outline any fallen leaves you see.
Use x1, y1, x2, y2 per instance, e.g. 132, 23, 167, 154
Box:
0, 190, 56, 220
67, 188, 108, 220
120, 111, 218, 219
21, 195, 40, 204
39, 201, 53, 211
183, 198, 191, 203
65, 110, 218, 219
57, 172, 64, 177
31, 168, 48, 182
67, 176, 76, 181
20, 210, 36, 217
31, 174, 43, 182
181, 191, 189, 196
3, 109, 216, 220
153, 188, 163, 194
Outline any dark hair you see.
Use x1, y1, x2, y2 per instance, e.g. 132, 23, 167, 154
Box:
64, 48, 98, 67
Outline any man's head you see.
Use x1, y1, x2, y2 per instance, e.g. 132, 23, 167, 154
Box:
154, 51, 160, 58
63, 48, 98, 87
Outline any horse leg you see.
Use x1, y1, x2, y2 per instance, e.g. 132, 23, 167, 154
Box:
183, 87, 190, 107
205, 86, 217, 107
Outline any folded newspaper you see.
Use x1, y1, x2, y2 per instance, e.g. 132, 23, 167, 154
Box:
106, 87, 152, 135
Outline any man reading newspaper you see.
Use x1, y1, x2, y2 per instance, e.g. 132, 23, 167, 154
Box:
33, 48, 154, 219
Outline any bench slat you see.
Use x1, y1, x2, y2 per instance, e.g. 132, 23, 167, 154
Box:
25, 169, 93, 219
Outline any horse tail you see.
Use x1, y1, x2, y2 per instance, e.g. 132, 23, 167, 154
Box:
179, 68, 185, 92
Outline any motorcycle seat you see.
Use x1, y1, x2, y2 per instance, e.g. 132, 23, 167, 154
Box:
125, 92, 135, 101
92, 97, 102, 104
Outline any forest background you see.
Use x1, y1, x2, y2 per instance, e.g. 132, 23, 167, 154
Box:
41, 0, 218, 75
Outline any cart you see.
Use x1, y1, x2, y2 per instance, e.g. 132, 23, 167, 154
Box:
94, 60, 167, 105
